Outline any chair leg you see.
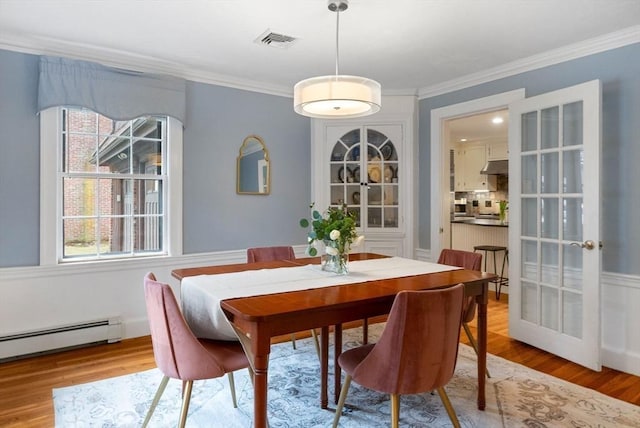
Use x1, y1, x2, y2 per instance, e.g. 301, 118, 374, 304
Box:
178, 380, 194, 428
390, 393, 400, 428
142, 375, 170, 428
332, 374, 352, 428
228, 371, 238, 408
291, 333, 297, 349
310, 328, 321, 361
462, 323, 491, 378
436, 387, 461, 428
362, 318, 368, 344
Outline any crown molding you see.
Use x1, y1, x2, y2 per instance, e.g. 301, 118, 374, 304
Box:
418, 25, 640, 99
0, 34, 293, 98
1, 25, 638, 101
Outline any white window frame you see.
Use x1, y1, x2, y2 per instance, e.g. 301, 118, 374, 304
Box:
40, 107, 183, 265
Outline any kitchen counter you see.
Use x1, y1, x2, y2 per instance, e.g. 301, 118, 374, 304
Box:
451, 217, 508, 227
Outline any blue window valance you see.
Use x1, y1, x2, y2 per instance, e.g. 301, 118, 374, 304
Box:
37, 56, 186, 123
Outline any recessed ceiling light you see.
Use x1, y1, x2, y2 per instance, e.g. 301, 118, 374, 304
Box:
492, 117, 504, 124
460, 138, 467, 142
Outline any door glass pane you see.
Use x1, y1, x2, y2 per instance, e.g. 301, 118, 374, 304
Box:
563, 291, 583, 338
563, 198, 583, 241
521, 281, 538, 323
541, 198, 559, 239
563, 149, 583, 193
522, 197, 537, 237
541, 285, 559, 330
522, 240, 538, 281
541, 242, 559, 285
521, 154, 537, 194
541, 106, 559, 149
541, 152, 559, 193
563, 101, 583, 147
521, 111, 538, 152
563, 243, 583, 291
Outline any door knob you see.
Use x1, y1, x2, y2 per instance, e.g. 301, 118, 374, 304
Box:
570, 240, 596, 250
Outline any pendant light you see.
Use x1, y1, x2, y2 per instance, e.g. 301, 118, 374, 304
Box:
293, 0, 381, 119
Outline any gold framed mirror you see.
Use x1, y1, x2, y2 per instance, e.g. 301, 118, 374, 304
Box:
237, 135, 270, 195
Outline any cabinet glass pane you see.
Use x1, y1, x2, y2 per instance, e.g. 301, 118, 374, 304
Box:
367, 160, 383, 184
541, 152, 559, 193
367, 129, 388, 146
563, 197, 583, 241
330, 185, 346, 206
522, 240, 538, 281
541, 106, 559, 149
368, 185, 382, 205
382, 184, 397, 205
384, 207, 398, 227
521, 281, 538, 323
541, 197, 559, 239
368, 207, 382, 228
563, 149, 583, 193
562, 291, 582, 338
563, 101, 583, 147
347, 185, 360, 207
541, 242, 559, 285
541, 285, 559, 330
347, 207, 360, 228
563, 243, 583, 291
521, 154, 537, 194
522, 197, 537, 237
521, 111, 537, 152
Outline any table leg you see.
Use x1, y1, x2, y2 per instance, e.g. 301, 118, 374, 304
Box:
321, 326, 329, 409
229, 324, 270, 428
334, 323, 343, 404
476, 282, 488, 410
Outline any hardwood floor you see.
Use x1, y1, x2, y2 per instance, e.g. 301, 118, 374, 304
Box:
1, 294, 638, 427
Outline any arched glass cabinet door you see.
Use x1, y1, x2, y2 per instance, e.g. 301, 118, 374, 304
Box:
329, 127, 399, 229
237, 135, 270, 195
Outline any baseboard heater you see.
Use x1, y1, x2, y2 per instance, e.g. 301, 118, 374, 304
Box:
0, 317, 122, 361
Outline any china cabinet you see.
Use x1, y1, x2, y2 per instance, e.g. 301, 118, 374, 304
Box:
311, 96, 416, 257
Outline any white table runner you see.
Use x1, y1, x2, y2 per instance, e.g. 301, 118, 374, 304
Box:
180, 257, 459, 341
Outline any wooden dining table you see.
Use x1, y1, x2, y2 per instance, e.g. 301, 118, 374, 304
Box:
172, 253, 494, 428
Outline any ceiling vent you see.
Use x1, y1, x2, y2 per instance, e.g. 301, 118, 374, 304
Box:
255, 29, 298, 49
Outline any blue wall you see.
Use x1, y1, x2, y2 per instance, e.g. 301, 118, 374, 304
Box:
0, 49, 311, 266
3, 43, 640, 274
418, 43, 640, 275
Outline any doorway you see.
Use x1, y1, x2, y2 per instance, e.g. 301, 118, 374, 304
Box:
430, 89, 525, 261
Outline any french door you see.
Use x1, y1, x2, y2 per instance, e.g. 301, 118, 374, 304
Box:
508, 80, 602, 370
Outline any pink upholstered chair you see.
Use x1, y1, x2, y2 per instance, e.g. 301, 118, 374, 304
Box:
246, 245, 295, 263
142, 273, 250, 428
437, 248, 490, 377
332, 284, 465, 428
246, 246, 320, 357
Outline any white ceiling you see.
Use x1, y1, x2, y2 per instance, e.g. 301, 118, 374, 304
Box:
1, 0, 639, 98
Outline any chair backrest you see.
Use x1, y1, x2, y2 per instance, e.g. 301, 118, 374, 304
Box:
437, 249, 482, 322
437, 248, 482, 271
351, 284, 465, 395
143, 272, 225, 380
246, 246, 295, 263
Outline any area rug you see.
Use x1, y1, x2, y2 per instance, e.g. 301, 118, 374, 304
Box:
53, 325, 640, 427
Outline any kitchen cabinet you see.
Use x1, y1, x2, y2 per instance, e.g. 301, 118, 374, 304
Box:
487, 140, 508, 160
454, 142, 496, 191
311, 96, 416, 257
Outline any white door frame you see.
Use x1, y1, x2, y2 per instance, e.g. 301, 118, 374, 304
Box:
430, 89, 525, 260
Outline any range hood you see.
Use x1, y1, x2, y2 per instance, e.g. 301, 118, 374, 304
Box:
480, 159, 508, 175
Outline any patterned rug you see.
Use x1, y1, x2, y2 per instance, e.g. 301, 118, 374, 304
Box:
53, 325, 640, 427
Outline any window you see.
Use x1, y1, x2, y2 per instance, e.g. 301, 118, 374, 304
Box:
40, 107, 183, 264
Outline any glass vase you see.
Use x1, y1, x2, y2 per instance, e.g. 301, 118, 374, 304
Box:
322, 252, 349, 275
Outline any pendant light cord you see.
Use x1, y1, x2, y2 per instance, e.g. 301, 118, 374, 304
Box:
335, 8, 340, 76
